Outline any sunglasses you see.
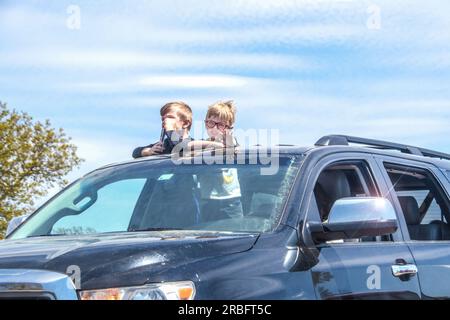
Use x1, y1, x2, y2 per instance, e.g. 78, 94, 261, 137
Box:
204, 120, 232, 131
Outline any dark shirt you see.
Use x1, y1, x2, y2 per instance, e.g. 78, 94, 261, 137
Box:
132, 136, 193, 159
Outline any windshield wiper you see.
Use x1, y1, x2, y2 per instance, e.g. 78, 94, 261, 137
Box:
27, 233, 66, 238
128, 227, 185, 232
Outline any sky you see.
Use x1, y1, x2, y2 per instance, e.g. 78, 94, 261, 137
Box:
1, 0, 450, 201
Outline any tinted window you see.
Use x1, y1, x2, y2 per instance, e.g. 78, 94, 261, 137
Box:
384, 164, 450, 241
395, 190, 444, 224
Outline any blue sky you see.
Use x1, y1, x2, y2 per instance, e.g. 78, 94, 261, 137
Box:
1, 0, 450, 192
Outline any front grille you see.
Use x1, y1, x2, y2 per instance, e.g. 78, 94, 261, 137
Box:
0, 269, 79, 300
0, 291, 55, 300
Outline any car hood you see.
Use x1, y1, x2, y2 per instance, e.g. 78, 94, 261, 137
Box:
0, 231, 258, 290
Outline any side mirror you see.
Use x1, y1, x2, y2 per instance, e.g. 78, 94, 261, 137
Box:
5, 215, 30, 237
310, 197, 398, 243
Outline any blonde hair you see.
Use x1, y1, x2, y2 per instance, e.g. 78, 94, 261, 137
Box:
160, 101, 193, 130
206, 100, 236, 127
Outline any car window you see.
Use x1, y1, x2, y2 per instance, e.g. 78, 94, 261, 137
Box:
312, 162, 379, 222
384, 163, 450, 241
395, 190, 444, 224
308, 160, 390, 242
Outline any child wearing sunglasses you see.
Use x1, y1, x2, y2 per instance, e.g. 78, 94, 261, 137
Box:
189, 101, 244, 222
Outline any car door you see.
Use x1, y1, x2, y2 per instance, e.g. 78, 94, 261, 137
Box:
301, 153, 421, 300
375, 155, 450, 299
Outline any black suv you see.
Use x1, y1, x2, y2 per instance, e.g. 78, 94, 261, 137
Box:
1, 135, 450, 300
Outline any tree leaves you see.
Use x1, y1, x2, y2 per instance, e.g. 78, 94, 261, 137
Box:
0, 101, 83, 238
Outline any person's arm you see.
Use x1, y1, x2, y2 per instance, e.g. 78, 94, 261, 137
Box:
187, 140, 224, 151
132, 146, 147, 159
132, 142, 163, 158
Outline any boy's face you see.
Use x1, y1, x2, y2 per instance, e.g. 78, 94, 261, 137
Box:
162, 110, 188, 132
205, 116, 230, 140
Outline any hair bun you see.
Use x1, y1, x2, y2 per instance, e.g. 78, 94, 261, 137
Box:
223, 100, 236, 113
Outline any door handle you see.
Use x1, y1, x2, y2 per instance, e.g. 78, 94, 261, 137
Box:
391, 264, 418, 277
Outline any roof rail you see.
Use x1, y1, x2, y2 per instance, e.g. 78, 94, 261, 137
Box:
315, 134, 450, 161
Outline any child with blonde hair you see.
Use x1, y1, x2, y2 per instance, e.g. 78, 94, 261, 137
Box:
190, 100, 243, 222
204, 100, 238, 148
188, 100, 239, 152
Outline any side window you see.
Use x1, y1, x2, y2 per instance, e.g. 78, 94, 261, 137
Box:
313, 161, 379, 222
395, 190, 444, 224
308, 160, 389, 242
384, 163, 450, 241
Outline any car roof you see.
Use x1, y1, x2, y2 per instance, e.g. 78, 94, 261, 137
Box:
308, 145, 450, 169
93, 146, 311, 171
93, 143, 450, 174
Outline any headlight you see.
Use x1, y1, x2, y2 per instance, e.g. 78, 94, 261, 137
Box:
79, 281, 195, 300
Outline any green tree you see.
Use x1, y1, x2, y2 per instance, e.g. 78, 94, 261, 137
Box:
0, 101, 83, 238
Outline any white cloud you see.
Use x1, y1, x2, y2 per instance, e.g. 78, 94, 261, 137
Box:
139, 74, 250, 89
3, 0, 450, 49
3, 1, 450, 73
51, 74, 265, 93
31, 133, 137, 207
379, 51, 450, 70
0, 50, 315, 71
73, 136, 136, 170
3, 0, 450, 166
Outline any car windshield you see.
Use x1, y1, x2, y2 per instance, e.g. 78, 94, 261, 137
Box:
9, 154, 302, 239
